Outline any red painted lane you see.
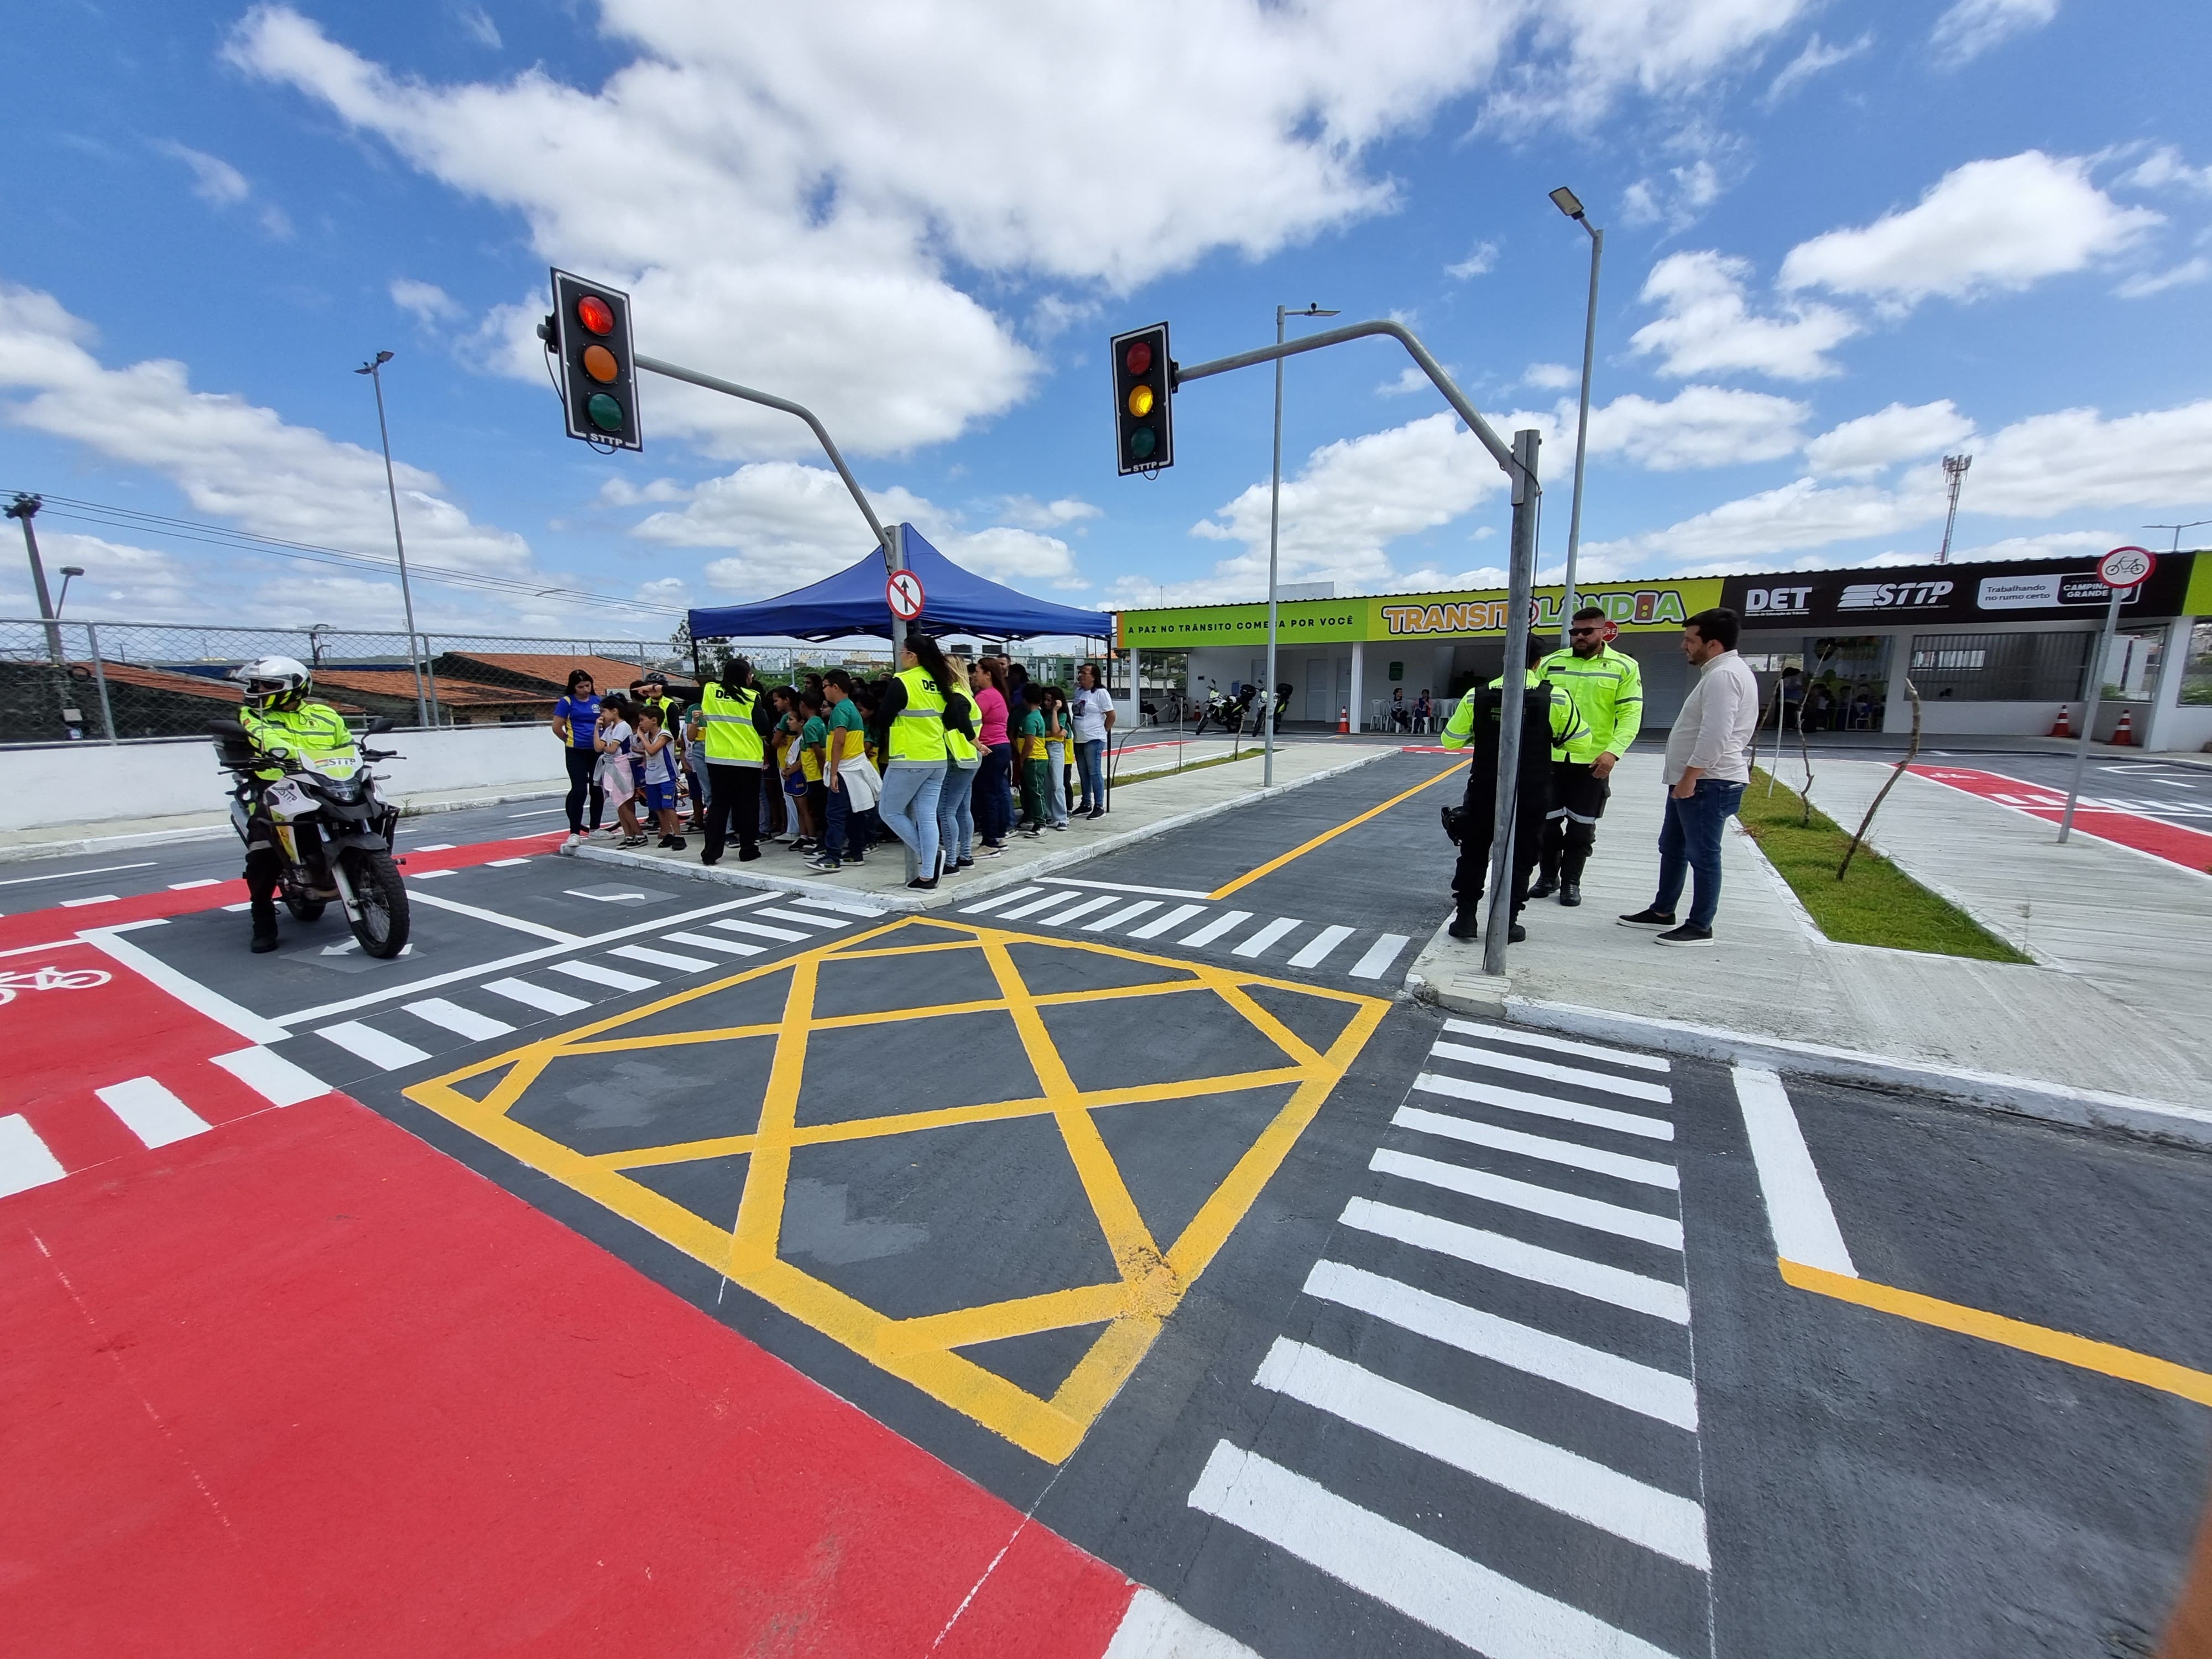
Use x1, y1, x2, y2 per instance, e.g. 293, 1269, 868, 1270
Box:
1910, 765, 2212, 872
0, 1091, 1141, 1657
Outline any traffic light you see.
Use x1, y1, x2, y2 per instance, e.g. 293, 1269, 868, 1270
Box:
1111, 322, 1173, 476
541, 269, 641, 451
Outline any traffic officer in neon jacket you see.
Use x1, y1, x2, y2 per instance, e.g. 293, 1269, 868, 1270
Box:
686, 655, 777, 865
230, 655, 360, 953
1439, 638, 1587, 943
1528, 606, 1644, 908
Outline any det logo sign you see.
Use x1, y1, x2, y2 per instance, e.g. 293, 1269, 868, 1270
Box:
1721, 557, 2194, 627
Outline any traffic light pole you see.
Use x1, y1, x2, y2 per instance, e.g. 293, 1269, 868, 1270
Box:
1172, 319, 1539, 973
634, 355, 903, 654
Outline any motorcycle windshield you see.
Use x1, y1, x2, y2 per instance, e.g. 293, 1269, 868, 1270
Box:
306, 754, 361, 781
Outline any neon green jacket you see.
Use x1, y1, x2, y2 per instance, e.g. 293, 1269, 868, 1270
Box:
1534, 644, 1642, 764
1441, 677, 1588, 756
240, 700, 358, 779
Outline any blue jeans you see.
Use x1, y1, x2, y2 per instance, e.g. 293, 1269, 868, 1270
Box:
975, 743, 1014, 843
878, 760, 945, 874
1075, 738, 1104, 812
824, 780, 859, 861
1654, 779, 1745, 930
938, 760, 979, 862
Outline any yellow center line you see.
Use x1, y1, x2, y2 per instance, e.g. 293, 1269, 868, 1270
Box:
1780, 1258, 2212, 1408
1208, 759, 1469, 900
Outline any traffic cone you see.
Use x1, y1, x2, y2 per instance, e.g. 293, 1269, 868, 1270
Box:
1337, 706, 1349, 734
2049, 705, 2072, 738
2111, 708, 2135, 747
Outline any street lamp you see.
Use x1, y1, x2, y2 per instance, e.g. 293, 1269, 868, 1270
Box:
1550, 186, 1603, 644
54, 566, 85, 615
354, 349, 435, 728
1265, 301, 1339, 784
305, 622, 333, 669
4, 493, 63, 662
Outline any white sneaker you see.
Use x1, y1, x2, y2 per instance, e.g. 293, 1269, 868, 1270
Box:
559, 833, 581, 855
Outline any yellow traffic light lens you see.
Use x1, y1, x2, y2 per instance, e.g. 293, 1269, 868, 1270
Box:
582, 344, 619, 383
1126, 384, 1155, 419
586, 392, 624, 432
577, 295, 615, 336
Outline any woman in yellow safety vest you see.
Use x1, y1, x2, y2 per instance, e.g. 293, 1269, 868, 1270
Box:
685, 655, 774, 865
869, 634, 958, 889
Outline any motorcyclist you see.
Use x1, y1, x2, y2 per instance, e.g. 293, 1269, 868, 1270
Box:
230, 655, 361, 954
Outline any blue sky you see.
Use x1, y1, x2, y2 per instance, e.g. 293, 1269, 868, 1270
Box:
6, 0, 2210, 638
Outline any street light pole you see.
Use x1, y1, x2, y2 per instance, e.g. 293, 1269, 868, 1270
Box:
5, 494, 64, 662
1265, 301, 1339, 786
356, 351, 434, 729
1550, 187, 1602, 644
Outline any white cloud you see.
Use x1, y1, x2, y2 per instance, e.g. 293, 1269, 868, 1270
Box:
458, 6, 501, 49
229, 3, 1803, 461
1480, 0, 1812, 131
1523, 362, 1578, 390
1587, 385, 1809, 470
2115, 257, 2211, 299
2117, 145, 2212, 196
1929, 0, 2057, 69
994, 495, 1100, 530
1804, 400, 1976, 477
389, 278, 462, 323
1630, 251, 1860, 380
1779, 152, 2157, 305
1621, 158, 1724, 233
154, 140, 249, 205
1447, 239, 1499, 279
1378, 366, 1435, 398
596, 475, 691, 507
1761, 31, 1873, 105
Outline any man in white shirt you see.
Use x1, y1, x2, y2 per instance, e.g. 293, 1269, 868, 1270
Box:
1619, 608, 1761, 946
1069, 662, 1116, 819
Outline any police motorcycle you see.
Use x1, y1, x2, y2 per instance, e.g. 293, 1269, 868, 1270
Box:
211, 702, 411, 959
1194, 682, 1256, 738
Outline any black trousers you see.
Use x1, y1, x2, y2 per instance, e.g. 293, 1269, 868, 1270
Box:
1538, 760, 1610, 883
1452, 776, 1550, 917
562, 745, 605, 834
701, 763, 761, 862
243, 806, 283, 908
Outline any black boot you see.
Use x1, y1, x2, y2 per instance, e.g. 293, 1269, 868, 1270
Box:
1558, 880, 1582, 907
1508, 920, 1527, 943
1447, 908, 1480, 941
250, 897, 280, 953
1527, 870, 1558, 900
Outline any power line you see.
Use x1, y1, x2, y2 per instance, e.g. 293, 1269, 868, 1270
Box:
2, 489, 686, 616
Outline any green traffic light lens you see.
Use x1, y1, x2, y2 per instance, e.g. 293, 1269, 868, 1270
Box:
1130, 426, 1156, 460
586, 392, 625, 433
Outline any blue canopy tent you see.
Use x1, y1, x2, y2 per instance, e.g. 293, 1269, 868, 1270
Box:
686, 525, 1108, 644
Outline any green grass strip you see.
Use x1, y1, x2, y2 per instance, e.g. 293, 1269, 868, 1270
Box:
1740, 767, 2030, 963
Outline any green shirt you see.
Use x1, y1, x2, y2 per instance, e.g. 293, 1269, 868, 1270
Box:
1018, 707, 1046, 760
801, 713, 827, 752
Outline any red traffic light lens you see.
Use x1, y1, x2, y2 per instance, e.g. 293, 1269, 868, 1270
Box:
1124, 340, 1152, 377
586, 392, 624, 433
582, 344, 619, 383
577, 295, 615, 336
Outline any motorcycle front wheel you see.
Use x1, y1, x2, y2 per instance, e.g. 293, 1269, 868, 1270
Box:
340, 848, 411, 958
284, 891, 327, 922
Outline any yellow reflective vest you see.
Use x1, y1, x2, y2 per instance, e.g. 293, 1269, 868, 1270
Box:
888, 666, 949, 763
239, 700, 358, 781
943, 687, 979, 763
1441, 676, 1588, 758
695, 681, 764, 764
1534, 645, 1644, 764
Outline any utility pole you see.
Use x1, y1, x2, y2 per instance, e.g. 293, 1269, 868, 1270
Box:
356, 351, 434, 728
6, 494, 64, 663
1484, 429, 1542, 976
1937, 453, 1971, 563
1265, 301, 1338, 785
1550, 187, 1603, 643
2146, 520, 2212, 555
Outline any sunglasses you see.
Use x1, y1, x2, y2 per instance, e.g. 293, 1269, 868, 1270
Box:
1568, 625, 1604, 637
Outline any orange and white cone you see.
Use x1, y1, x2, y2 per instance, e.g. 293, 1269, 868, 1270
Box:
2049, 706, 2073, 738
1337, 705, 1349, 734
2112, 708, 2135, 746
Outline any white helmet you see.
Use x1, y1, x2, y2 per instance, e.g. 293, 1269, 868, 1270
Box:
232, 655, 311, 709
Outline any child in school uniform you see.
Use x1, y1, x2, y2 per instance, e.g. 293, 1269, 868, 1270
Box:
634, 702, 685, 850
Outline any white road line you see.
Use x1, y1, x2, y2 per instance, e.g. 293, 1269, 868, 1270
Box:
755, 906, 848, 930
611, 944, 714, 972
1444, 1018, 1671, 1074
999, 889, 1088, 921
1431, 1041, 1673, 1104
1412, 1070, 1674, 1142
547, 961, 657, 992
1187, 1444, 1678, 1659
1304, 1260, 1698, 1430
1178, 910, 1253, 947
1372, 1149, 1683, 1250
1288, 924, 1357, 969
507, 807, 563, 817
1230, 917, 1302, 958
1129, 902, 1208, 940
0, 1115, 67, 1197
1082, 899, 1161, 932
1044, 895, 1119, 926
1734, 1065, 1856, 1276
483, 977, 591, 1016
664, 930, 765, 957
407, 890, 582, 943
1037, 877, 1214, 899
317, 1020, 432, 1071
789, 895, 886, 917
0, 861, 156, 888
210, 1045, 329, 1107
709, 917, 809, 944
1347, 933, 1412, 979
487, 857, 533, 868
221, 901, 252, 912
95, 1077, 211, 1149
1342, 1197, 1690, 1323
60, 895, 121, 907
1254, 1339, 1709, 1569
410, 869, 456, 880
79, 923, 289, 1045
961, 886, 1042, 915
168, 879, 222, 890
411, 843, 456, 851
1100, 1588, 1258, 1659
1393, 1107, 1678, 1190
404, 998, 516, 1042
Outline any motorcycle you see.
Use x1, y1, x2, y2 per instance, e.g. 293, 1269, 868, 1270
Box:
1193, 685, 1255, 738
212, 716, 412, 958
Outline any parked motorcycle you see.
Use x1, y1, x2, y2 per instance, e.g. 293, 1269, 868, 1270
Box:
212, 717, 411, 958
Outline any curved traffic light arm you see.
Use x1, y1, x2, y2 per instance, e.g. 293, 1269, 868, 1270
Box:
1172, 319, 1532, 497
633, 354, 896, 571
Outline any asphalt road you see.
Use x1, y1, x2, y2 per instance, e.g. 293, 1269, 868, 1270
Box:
8, 757, 2210, 1656
1913, 750, 2212, 828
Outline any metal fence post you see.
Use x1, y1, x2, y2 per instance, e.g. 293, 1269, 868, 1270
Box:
84, 622, 117, 742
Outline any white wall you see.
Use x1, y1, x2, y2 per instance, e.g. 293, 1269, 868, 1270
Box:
0, 723, 565, 832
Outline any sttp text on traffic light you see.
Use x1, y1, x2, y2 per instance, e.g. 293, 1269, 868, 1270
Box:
1111, 322, 1174, 476
541, 269, 641, 452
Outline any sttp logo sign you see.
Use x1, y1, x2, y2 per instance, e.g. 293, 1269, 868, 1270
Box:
1837, 579, 1954, 612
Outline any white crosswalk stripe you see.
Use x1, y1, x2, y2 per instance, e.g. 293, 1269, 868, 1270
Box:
959, 890, 1418, 982
319, 1020, 432, 1071
611, 944, 715, 973
662, 930, 766, 957
1082, 899, 1161, 932
1442, 1017, 1672, 1073
484, 977, 591, 1015
1177, 909, 1252, 947
95, 1077, 211, 1149
1046, 894, 1119, 926
0, 1114, 66, 1197
709, 916, 811, 944
1230, 917, 1302, 958
999, 888, 1088, 921
1189, 1017, 1708, 1657
546, 960, 657, 992
1128, 902, 1208, 940
754, 906, 848, 930
1288, 924, 1357, 968
404, 998, 516, 1043
959, 886, 1042, 914
1431, 1040, 1674, 1104
1347, 933, 1411, 979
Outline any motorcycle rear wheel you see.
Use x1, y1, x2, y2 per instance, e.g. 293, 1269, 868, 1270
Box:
341, 848, 411, 958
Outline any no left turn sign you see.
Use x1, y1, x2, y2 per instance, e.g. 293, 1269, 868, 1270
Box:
886, 568, 926, 620
2097, 546, 2155, 589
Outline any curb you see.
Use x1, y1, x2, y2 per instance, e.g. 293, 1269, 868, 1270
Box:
573, 748, 1401, 912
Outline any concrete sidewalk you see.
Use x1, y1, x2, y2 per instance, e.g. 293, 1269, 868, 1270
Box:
1407, 752, 2212, 1143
